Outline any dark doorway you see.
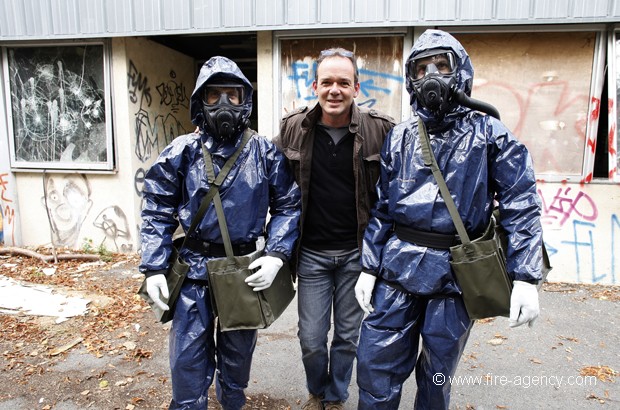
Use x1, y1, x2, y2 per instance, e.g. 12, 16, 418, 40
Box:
150, 33, 258, 129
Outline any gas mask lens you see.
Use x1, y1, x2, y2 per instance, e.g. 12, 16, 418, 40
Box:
408, 51, 456, 81
203, 85, 244, 106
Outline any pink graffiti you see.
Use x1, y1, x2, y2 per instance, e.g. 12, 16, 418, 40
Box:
538, 187, 598, 227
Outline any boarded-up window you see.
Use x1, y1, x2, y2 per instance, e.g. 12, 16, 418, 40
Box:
280, 36, 404, 121
454, 32, 596, 178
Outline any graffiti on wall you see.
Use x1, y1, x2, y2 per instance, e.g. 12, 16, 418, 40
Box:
128, 61, 189, 163
538, 185, 618, 285
474, 80, 590, 177
284, 60, 403, 119
93, 206, 133, 253
287, 61, 402, 110
1, 173, 16, 244
39, 173, 133, 252
41, 174, 93, 248
128, 56, 192, 251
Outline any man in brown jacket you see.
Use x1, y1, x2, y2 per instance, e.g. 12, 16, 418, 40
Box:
274, 48, 395, 410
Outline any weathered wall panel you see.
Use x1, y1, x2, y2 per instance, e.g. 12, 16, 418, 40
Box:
223, 0, 253, 28
286, 0, 318, 25
132, 0, 161, 32
193, 0, 221, 29
105, 0, 133, 34
460, 0, 494, 21
24, 0, 53, 36
162, 0, 192, 31
533, 0, 570, 19
353, 0, 386, 23
1, 0, 620, 40
495, 0, 531, 20
387, 0, 420, 22
50, 0, 80, 35
256, 0, 285, 26
424, 0, 457, 21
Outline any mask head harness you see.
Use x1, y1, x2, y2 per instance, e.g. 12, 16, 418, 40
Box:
202, 80, 248, 140
406, 48, 457, 117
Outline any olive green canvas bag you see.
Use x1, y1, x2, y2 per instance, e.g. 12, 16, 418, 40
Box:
203, 138, 295, 332
418, 118, 550, 320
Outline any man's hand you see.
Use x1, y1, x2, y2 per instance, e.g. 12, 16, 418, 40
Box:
146, 274, 170, 312
246, 256, 284, 291
509, 280, 539, 328
355, 272, 377, 314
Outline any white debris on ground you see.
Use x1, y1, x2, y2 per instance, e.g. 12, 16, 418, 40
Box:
0, 275, 90, 322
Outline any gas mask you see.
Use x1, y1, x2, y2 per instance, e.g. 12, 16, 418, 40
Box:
407, 49, 457, 117
202, 83, 248, 141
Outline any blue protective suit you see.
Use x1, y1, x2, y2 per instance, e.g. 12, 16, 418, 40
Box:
139, 57, 301, 410
357, 30, 543, 409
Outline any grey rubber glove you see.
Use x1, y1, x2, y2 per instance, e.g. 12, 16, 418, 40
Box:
509, 280, 539, 328
355, 272, 377, 314
146, 274, 169, 312
245, 256, 283, 292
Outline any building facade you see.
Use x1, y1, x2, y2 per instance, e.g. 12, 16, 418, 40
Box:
1, 0, 619, 285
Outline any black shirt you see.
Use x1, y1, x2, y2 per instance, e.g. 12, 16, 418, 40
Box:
302, 124, 358, 252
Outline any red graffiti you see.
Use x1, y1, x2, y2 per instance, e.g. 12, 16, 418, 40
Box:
538, 187, 598, 227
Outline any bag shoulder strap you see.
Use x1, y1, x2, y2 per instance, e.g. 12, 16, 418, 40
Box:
180, 129, 252, 251
202, 129, 254, 260
417, 117, 471, 244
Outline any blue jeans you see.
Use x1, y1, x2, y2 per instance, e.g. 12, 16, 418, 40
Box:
297, 248, 365, 403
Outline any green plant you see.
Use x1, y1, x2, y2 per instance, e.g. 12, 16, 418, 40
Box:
97, 243, 113, 262
81, 238, 95, 254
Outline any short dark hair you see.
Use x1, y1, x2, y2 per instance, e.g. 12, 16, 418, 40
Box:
315, 48, 359, 83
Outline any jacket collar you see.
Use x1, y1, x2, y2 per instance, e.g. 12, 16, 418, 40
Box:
301, 103, 361, 135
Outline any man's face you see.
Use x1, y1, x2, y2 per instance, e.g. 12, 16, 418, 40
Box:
204, 85, 243, 105
312, 56, 360, 127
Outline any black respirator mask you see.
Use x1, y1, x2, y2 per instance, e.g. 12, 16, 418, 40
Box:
407, 50, 457, 117
202, 84, 247, 141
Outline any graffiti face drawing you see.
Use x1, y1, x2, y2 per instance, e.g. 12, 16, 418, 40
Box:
41, 174, 92, 248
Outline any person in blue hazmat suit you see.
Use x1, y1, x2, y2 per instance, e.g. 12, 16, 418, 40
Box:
354, 29, 544, 409
139, 56, 301, 410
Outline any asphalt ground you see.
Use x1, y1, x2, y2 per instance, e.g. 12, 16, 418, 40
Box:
1, 259, 618, 409
247, 281, 619, 409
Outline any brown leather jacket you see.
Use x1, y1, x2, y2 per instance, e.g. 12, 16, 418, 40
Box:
274, 103, 396, 273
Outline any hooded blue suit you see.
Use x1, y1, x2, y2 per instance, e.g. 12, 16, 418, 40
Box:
357, 30, 543, 409
139, 56, 301, 410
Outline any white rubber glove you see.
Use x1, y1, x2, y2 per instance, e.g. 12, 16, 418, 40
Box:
355, 272, 377, 315
509, 280, 539, 328
245, 256, 284, 292
146, 274, 169, 312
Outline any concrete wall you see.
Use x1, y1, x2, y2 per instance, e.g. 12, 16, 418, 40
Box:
10, 37, 194, 253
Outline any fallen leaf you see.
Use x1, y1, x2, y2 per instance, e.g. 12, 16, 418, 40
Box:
49, 337, 84, 356
580, 365, 617, 382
